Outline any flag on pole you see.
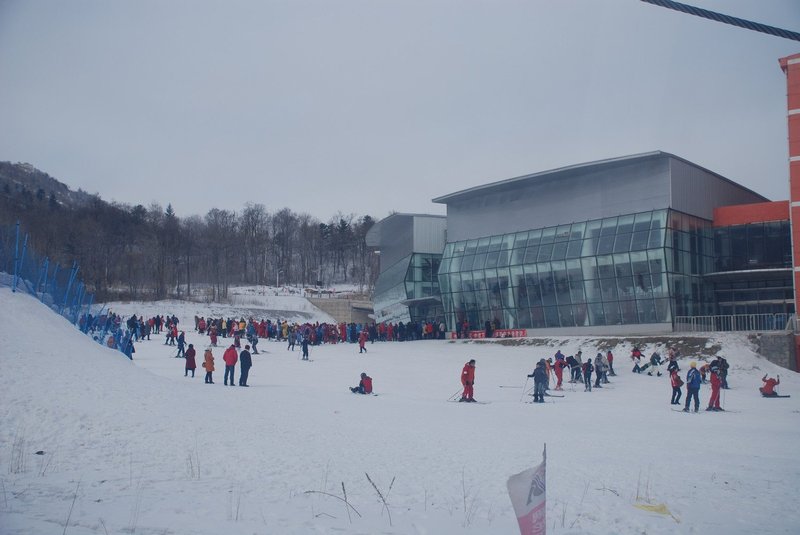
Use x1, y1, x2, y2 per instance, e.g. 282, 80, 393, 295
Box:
507, 444, 546, 535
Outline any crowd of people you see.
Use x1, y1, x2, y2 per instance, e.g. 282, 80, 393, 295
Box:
81, 311, 788, 405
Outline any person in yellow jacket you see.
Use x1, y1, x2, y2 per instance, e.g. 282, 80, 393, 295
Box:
202, 348, 215, 384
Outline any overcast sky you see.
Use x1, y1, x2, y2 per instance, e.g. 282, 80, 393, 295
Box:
1, 0, 799, 222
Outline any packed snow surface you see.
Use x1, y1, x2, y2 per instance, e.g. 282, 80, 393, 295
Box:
1, 287, 800, 534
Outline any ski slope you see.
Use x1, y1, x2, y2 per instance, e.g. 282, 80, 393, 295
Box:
1, 287, 799, 534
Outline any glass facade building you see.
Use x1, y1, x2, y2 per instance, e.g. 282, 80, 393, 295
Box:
429, 152, 785, 334
437, 209, 723, 331
366, 214, 447, 325
372, 253, 443, 324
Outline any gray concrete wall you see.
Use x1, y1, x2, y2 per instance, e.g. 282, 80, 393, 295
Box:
308, 298, 374, 324
750, 332, 797, 371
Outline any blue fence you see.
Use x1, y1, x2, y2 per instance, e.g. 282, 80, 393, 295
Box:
0, 221, 134, 359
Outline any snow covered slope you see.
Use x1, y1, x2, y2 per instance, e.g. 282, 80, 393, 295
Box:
1, 287, 799, 534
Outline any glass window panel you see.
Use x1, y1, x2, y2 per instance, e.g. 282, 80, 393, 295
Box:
604, 300, 621, 324
511, 231, 529, 249
524, 245, 540, 264
558, 305, 575, 327
569, 279, 586, 303
651, 210, 667, 229
472, 252, 487, 270
613, 233, 632, 253
566, 259, 582, 280
551, 241, 568, 260
453, 241, 466, 254
597, 255, 615, 279
449, 273, 462, 292
537, 243, 554, 262
570, 222, 586, 240
600, 278, 618, 301
485, 250, 500, 268
496, 250, 509, 267
597, 235, 614, 254
544, 306, 561, 328
443, 242, 455, 257
523, 265, 542, 307
569, 304, 585, 326
501, 234, 515, 251
588, 302, 605, 325
510, 265, 525, 287
449, 254, 462, 272
464, 240, 478, 255
555, 225, 571, 242
461, 254, 475, 271
600, 217, 618, 236
637, 299, 657, 323
619, 300, 637, 324
517, 307, 533, 328
585, 219, 602, 245
538, 263, 556, 306
648, 227, 664, 248
530, 305, 546, 328
552, 261, 570, 305
566, 240, 583, 258
617, 214, 635, 234
630, 231, 649, 251
581, 256, 598, 280
585, 278, 602, 302
582, 238, 598, 256
488, 235, 503, 251
540, 227, 556, 244
438, 256, 450, 274
654, 298, 671, 323
476, 236, 491, 254
617, 276, 635, 299
613, 253, 632, 276
634, 211, 652, 231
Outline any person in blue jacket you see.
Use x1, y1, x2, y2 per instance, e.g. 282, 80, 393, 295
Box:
528, 360, 549, 403
683, 361, 702, 412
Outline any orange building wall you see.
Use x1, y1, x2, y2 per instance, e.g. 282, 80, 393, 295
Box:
780, 52, 800, 372
712, 201, 789, 227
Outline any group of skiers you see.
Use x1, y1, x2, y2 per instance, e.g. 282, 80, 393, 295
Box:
191, 343, 253, 386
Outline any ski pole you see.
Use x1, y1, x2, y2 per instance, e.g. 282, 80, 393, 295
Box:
447, 388, 463, 402
519, 376, 530, 402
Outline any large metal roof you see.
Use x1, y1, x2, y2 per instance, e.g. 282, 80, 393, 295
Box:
432, 151, 769, 205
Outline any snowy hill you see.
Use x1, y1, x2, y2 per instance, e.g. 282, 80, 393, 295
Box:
1, 287, 800, 534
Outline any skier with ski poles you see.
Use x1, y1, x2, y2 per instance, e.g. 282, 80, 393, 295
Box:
527, 360, 549, 403
460, 359, 476, 402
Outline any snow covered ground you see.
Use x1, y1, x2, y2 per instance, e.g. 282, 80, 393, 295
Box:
1, 286, 799, 534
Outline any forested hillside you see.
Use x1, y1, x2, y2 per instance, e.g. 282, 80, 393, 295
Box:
0, 162, 379, 301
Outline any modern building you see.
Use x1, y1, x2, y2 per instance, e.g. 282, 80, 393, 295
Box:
366, 213, 446, 325
369, 152, 793, 336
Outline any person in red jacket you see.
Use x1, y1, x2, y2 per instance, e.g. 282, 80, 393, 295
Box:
184, 344, 197, 377
359, 330, 368, 353
350, 373, 373, 394
760, 374, 781, 397
460, 359, 476, 402
669, 368, 683, 405
553, 356, 566, 390
606, 350, 616, 376
223, 344, 238, 387
707, 365, 723, 411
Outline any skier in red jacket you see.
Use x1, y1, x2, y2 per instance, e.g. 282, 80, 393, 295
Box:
460, 359, 476, 402
760, 374, 781, 397
350, 373, 373, 394
707, 365, 723, 411
223, 344, 238, 387
553, 356, 566, 390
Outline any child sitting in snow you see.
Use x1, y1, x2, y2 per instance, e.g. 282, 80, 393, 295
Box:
350, 373, 373, 394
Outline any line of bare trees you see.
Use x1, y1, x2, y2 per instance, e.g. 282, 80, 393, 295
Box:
1, 186, 378, 301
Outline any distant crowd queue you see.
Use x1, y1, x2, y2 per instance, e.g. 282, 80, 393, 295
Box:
78, 311, 785, 405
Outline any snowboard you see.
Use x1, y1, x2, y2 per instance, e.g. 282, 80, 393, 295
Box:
448, 399, 491, 404
763, 394, 791, 398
